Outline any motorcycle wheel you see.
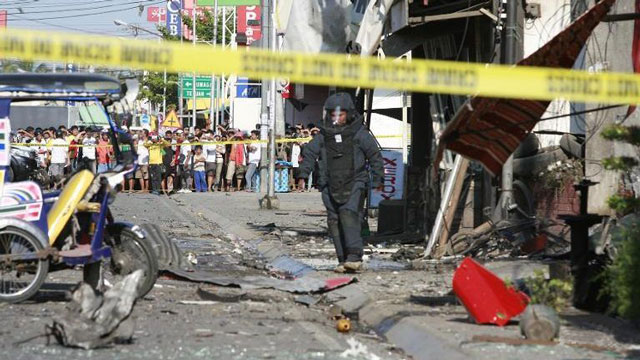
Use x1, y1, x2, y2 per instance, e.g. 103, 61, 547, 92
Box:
100, 227, 158, 299
0, 226, 49, 303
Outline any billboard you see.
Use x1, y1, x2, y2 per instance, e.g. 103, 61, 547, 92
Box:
237, 5, 261, 45
147, 6, 167, 22
369, 149, 404, 208
197, 0, 260, 5
236, 77, 261, 98
166, 0, 183, 37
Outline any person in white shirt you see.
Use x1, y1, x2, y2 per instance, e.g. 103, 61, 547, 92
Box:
33, 131, 48, 169
82, 128, 97, 173
244, 130, 261, 192
135, 132, 150, 192
202, 132, 217, 192
214, 134, 226, 191
178, 133, 193, 193
49, 130, 69, 189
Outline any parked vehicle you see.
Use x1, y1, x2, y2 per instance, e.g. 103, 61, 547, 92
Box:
0, 73, 158, 303
9, 147, 49, 186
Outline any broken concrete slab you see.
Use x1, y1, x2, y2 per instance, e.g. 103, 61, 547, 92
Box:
384, 316, 469, 360
325, 285, 371, 319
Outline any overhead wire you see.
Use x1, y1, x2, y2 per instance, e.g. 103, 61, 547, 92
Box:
3, 0, 154, 16
11, 15, 126, 36
0, 0, 124, 10
6, 0, 163, 21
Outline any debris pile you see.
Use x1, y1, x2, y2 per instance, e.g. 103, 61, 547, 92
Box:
48, 270, 144, 349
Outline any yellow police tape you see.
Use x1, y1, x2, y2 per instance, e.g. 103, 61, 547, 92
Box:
0, 29, 639, 105
11, 135, 403, 148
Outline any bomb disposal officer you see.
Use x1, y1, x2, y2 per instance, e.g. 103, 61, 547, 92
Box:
298, 93, 384, 273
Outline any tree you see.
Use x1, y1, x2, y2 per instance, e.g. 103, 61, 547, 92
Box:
138, 8, 233, 112
600, 122, 640, 320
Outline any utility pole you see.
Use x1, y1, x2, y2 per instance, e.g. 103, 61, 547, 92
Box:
260, 0, 279, 209
258, 0, 270, 195
220, 7, 227, 127
210, 0, 218, 130
191, 3, 197, 129
496, 0, 521, 220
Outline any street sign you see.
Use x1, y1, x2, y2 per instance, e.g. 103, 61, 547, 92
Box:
162, 110, 181, 129
196, 0, 260, 6
181, 76, 216, 98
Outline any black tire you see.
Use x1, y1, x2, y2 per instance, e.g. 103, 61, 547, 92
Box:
513, 133, 540, 159
0, 226, 49, 303
104, 227, 158, 299
7, 166, 14, 182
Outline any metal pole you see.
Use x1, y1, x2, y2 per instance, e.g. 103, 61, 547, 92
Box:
259, 0, 270, 195
425, 155, 464, 257
267, 0, 277, 200
191, 4, 197, 129
179, 14, 184, 126
210, 0, 218, 130
220, 7, 227, 127
158, 14, 166, 123
496, 0, 519, 220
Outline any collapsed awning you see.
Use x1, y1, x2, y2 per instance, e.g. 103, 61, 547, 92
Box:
435, 0, 615, 176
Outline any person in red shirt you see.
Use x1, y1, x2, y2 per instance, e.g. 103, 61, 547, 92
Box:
225, 132, 246, 192
96, 130, 113, 173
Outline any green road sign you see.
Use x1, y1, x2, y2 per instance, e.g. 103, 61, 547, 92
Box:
181, 76, 216, 98
196, 0, 260, 6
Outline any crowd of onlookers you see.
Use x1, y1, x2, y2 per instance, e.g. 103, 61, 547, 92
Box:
12, 122, 321, 195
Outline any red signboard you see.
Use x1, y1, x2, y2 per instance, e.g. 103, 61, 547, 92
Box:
0, 10, 7, 28
237, 5, 261, 45
147, 6, 166, 22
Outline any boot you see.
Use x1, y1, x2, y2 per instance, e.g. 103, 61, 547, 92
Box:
343, 261, 363, 273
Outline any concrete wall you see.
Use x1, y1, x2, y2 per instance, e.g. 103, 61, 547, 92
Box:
585, 1, 638, 215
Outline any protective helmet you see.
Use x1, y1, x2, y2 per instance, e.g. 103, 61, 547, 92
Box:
323, 92, 356, 126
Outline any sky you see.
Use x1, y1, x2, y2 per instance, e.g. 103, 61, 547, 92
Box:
1, 0, 169, 39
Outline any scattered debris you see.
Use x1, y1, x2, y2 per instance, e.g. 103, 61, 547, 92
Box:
178, 300, 219, 305
166, 268, 354, 294
294, 295, 321, 306
197, 287, 246, 302
340, 337, 381, 360
453, 257, 529, 326
185, 251, 198, 265
336, 318, 351, 333
467, 335, 626, 355
282, 230, 299, 237
328, 304, 345, 319
519, 304, 560, 341
47, 270, 143, 350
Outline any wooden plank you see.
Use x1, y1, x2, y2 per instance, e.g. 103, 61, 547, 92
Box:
435, 158, 469, 258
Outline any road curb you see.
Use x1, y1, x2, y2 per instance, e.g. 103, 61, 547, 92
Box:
358, 302, 469, 360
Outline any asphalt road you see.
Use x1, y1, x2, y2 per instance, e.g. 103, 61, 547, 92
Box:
0, 191, 405, 360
